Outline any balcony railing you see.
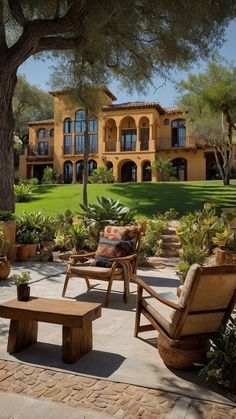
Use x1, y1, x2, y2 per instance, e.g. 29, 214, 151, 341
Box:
156, 136, 202, 150
26, 146, 54, 160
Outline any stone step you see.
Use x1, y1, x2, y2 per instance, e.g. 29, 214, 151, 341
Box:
159, 250, 180, 257
149, 256, 180, 268
161, 242, 181, 250
162, 227, 178, 235
162, 235, 180, 243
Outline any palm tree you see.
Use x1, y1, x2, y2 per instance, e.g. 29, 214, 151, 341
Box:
152, 158, 173, 181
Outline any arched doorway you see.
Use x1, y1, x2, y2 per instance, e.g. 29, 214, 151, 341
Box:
121, 161, 137, 182
76, 160, 84, 182
64, 161, 73, 184
171, 158, 187, 181
88, 159, 97, 175
142, 161, 151, 181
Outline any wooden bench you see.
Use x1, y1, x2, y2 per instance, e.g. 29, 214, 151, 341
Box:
0, 297, 101, 363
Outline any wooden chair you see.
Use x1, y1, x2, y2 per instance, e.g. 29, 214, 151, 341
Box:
62, 225, 143, 307
133, 264, 236, 369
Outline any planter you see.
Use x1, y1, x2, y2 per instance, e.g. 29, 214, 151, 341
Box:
0, 256, 11, 280
215, 248, 236, 266
2, 220, 16, 261
16, 243, 37, 261
17, 284, 30, 301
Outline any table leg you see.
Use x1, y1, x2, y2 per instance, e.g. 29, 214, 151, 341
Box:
62, 323, 92, 363
7, 319, 38, 354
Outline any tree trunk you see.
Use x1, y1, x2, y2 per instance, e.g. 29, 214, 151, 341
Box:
82, 110, 90, 206
0, 69, 17, 212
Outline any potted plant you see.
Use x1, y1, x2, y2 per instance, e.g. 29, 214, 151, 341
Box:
12, 271, 31, 301
212, 227, 236, 265
40, 224, 56, 250
16, 229, 39, 261
0, 225, 11, 280
0, 211, 16, 261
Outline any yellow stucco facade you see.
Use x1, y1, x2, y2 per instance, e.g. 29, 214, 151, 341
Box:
19, 89, 225, 183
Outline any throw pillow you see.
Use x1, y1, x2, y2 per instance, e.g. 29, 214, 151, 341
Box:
95, 237, 135, 267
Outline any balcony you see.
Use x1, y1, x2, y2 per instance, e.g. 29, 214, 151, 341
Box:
26, 146, 54, 162
156, 136, 202, 150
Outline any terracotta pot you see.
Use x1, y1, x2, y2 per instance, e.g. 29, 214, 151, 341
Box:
27, 243, 37, 258
16, 244, 30, 262
17, 284, 30, 301
215, 248, 236, 266
0, 256, 11, 280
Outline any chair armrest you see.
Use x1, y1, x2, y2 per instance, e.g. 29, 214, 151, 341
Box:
109, 253, 138, 263
131, 274, 182, 311
69, 252, 95, 261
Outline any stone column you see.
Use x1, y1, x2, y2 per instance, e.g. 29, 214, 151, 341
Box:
149, 124, 155, 151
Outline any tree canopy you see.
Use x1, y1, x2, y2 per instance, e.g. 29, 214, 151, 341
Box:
13, 75, 53, 142
177, 61, 236, 185
1, 0, 236, 211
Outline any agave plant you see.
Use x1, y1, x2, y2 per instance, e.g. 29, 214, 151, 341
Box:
80, 196, 136, 231
69, 225, 88, 251
14, 183, 35, 202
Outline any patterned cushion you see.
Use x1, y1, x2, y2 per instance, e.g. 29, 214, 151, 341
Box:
95, 237, 135, 267
104, 226, 140, 240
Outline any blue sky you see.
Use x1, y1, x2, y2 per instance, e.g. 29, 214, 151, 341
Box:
18, 20, 236, 107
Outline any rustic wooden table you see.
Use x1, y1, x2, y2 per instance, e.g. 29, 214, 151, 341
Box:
0, 297, 102, 363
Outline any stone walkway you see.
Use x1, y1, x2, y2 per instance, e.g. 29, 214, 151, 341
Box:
0, 360, 235, 418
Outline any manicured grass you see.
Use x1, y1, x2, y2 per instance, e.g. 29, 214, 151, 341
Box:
15, 180, 236, 219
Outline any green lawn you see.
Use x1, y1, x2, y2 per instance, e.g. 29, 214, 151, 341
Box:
15, 180, 236, 219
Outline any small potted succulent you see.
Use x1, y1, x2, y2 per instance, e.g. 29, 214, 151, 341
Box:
12, 271, 31, 301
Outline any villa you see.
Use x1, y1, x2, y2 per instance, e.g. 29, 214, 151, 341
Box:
19, 89, 229, 183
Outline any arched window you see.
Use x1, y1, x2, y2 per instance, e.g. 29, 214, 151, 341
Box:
164, 118, 169, 125
64, 161, 73, 184
88, 159, 97, 175
63, 118, 73, 133
37, 128, 48, 138
89, 114, 98, 132
76, 160, 84, 182
171, 119, 186, 147
75, 109, 86, 132
171, 158, 187, 181
106, 161, 113, 170
50, 128, 54, 136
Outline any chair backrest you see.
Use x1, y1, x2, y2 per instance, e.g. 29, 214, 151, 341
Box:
176, 265, 236, 338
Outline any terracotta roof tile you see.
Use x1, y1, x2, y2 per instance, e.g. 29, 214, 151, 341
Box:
102, 101, 165, 113
28, 119, 54, 126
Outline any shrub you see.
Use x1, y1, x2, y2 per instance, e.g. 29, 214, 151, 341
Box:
19, 178, 38, 185
88, 167, 115, 184
198, 317, 236, 392
16, 229, 39, 244
0, 211, 15, 221
14, 184, 35, 202
80, 196, 136, 231
69, 225, 88, 251
42, 167, 58, 184
16, 211, 48, 233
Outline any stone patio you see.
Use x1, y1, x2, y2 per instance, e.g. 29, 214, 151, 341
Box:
0, 261, 235, 418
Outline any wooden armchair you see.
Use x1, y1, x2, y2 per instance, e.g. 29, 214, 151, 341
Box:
133, 264, 236, 369
62, 225, 143, 307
